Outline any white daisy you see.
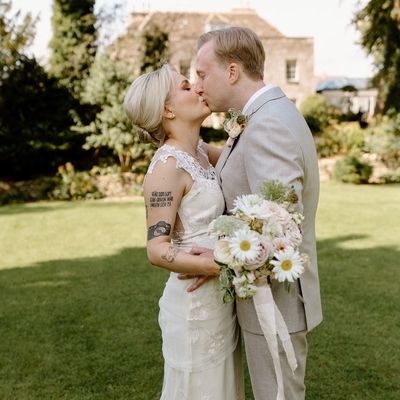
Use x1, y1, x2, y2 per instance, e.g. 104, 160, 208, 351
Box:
229, 228, 261, 263
270, 248, 304, 283
231, 194, 264, 219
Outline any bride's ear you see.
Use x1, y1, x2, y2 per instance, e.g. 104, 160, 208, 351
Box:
227, 63, 240, 85
163, 105, 175, 120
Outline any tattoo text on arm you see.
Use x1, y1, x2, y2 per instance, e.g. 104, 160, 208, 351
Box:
147, 221, 171, 240
161, 245, 179, 263
150, 191, 173, 208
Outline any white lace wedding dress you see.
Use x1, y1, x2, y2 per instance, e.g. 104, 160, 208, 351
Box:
146, 143, 244, 400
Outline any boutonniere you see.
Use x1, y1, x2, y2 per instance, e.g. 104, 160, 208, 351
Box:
223, 108, 249, 139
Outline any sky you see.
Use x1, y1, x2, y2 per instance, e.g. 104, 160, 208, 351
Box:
12, 0, 374, 79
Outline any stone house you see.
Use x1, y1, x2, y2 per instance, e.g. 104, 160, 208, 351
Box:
316, 77, 378, 118
114, 7, 315, 125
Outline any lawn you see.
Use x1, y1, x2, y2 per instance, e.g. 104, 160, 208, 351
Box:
0, 183, 399, 399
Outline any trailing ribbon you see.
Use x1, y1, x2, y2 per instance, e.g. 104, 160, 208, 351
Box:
253, 285, 298, 400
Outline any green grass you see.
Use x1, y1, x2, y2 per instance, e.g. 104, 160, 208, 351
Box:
0, 183, 399, 399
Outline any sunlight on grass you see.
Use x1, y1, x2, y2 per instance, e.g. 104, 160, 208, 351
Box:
0, 200, 147, 270
317, 182, 400, 249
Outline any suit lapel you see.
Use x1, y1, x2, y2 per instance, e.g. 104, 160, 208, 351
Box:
215, 137, 237, 184
215, 87, 287, 184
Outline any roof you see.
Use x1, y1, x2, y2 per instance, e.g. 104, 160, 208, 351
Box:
128, 8, 284, 39
315, 77, 373, 92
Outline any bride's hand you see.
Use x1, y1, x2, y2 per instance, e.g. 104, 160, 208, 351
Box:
178, 247, 219, 291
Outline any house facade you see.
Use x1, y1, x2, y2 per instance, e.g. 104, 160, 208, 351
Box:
114, 7, 315, 110
316, 77, 378, 118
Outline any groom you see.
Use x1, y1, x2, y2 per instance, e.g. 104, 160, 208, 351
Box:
190, 27, 322, 399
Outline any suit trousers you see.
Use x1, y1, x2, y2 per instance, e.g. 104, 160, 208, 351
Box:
243, 329, 308, 400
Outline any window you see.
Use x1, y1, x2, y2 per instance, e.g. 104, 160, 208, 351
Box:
286, 60, 298, 82
207, 22, 230, 32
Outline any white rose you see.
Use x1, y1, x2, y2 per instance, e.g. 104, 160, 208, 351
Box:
214, 240, 234, 264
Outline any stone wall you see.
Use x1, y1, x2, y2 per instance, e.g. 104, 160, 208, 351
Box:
263, 37, 315, 106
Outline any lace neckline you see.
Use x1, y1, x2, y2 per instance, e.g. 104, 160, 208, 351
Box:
147, 141, 217, 184
162, 143, 210, 173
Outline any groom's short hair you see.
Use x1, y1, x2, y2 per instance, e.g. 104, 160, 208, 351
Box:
198, 27, 265, 81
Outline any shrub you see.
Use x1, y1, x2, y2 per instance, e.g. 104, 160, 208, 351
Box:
340, 123, 367, 154
379, 169, 400, 184
365, 115, 400, 169
314, 126, 348, 158
333, 155, 373, 184
52, 163, 103, 200
314, 122, 367, 159
300, 94, 339, 134
200, 126, 227, 143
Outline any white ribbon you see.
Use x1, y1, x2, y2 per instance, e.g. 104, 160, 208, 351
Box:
253, 285, 298, 400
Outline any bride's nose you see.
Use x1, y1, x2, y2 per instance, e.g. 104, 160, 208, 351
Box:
194, 82, 203, 96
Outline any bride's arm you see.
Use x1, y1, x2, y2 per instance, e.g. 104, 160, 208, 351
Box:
201, 142, 223, 167
144, 157, 219, 276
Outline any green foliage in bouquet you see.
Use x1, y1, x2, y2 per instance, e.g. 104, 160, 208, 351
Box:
218, 263, 236, 304
259, 180, 298, 204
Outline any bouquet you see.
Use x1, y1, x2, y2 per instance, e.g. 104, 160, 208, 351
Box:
209, 180, 310, 303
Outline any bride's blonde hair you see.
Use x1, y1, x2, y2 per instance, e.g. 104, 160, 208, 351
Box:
124, 64, 175, 146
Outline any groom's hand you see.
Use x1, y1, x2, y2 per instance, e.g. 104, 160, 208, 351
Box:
178, 247, 216, 292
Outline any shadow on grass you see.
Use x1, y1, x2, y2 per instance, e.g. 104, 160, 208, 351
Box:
0, 236, 399, 399
0, 247, 166, 400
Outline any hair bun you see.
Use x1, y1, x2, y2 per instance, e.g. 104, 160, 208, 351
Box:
135, 126, 153, 144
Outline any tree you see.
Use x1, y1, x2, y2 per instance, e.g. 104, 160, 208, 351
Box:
0, 1, 35, 77
0, 2, 84, 179
75, 54, 152, 172
49, 0, 97, 97
353, 0, 400, 114
140, 27, 169, 73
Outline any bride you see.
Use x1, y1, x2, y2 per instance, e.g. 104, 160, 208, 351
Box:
124, 64, 244, 399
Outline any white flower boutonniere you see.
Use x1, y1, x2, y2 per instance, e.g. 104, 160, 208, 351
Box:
223, 108, 249, 139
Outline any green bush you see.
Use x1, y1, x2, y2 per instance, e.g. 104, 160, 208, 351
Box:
379, 169, 400, 184
365, 115, 400, 169
314, 127, 346, 158
314, 122, 367, 159
300, 94, 339, 134
341, 123, 367, 154
52, 163, 103, 200
200, 126, 228, 143
333, 155, 373, 184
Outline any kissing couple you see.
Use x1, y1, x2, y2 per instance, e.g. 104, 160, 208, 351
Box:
124, 26, 322, 400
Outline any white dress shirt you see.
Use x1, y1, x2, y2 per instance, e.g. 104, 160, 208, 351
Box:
242, 84, 276, 115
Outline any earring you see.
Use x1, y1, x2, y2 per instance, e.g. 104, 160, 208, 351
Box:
170, 113, 175, 118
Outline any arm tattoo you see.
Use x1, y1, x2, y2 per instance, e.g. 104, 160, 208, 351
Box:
150, 191, 174, 208
147, 221, 171, 240
161, 245, 179, 263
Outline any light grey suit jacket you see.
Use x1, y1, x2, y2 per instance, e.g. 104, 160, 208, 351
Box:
215, 87, 322, 333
